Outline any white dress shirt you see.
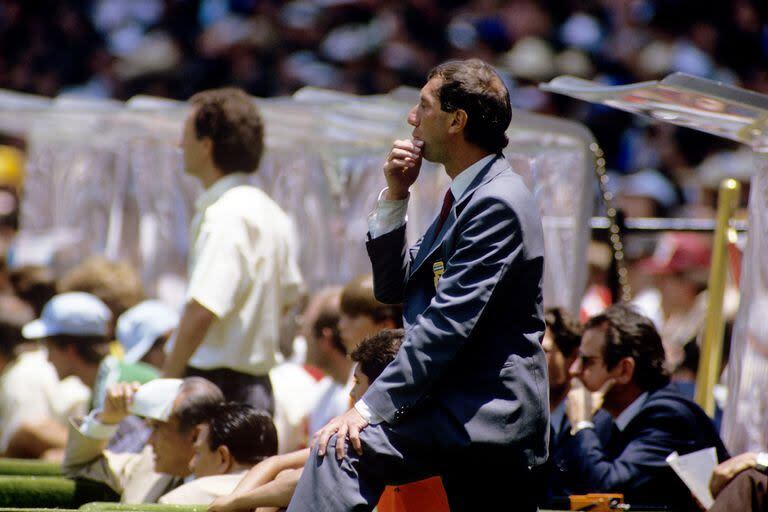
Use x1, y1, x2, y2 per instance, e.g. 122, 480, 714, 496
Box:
185, 173, 303, 376
615, 391, 649, 432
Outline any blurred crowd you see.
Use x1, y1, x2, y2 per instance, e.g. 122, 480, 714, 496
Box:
0, 1, 766, 509
1, 0, 765, 226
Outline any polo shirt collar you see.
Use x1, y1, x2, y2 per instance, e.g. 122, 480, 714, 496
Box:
195, 172, 251, 212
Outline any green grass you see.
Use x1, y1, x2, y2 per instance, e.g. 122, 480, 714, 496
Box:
0, 459, 63, 476
0, 476, 118, 508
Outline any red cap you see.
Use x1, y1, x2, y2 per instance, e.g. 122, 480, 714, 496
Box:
637, 232, 711, 275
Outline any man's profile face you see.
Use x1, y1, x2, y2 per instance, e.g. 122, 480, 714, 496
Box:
569, 326, 613, 393
147, 416, 196, 477
180, 109, 209, 179
189, 423, 221, 478
349, 364, 370, 403
542, 329, 572, 396
43, 339, 73, 379
408, 77, 450, 163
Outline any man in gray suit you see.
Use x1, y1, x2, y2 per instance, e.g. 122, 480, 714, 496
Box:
288, 59, 549, 512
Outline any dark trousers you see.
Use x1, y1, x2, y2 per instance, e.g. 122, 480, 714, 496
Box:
184, 366, 274, 415
711, 468, 768, 512
286, 405, 538, 512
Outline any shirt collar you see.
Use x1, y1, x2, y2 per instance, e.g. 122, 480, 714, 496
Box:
615, 391, 649, 431
449, 154, 496, 201
195, 172, 251, 212
550, 399, 566, 435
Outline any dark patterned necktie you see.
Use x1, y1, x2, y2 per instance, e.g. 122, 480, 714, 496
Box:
435, 189, 455, 234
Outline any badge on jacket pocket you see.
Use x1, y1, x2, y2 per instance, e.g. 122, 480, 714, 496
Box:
433, 260, 445, 288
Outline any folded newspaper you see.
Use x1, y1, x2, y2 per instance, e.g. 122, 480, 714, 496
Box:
666, 447, 718, 509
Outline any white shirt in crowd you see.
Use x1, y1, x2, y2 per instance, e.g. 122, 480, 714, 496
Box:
185, 173, 303, 376
269, 361, 322, 453
0, 349, 89, 450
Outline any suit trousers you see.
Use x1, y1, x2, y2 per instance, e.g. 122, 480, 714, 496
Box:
287, 405, 538, 512
710, 468, 768, 512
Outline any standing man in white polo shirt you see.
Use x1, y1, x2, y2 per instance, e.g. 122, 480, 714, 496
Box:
163, 87, 303, 414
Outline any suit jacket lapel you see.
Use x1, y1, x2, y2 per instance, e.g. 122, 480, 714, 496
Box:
409, 156, 508, 278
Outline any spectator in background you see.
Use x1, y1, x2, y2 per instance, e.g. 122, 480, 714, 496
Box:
116, 299, 179, 370
0, 294, 89, 459
164, 88, 303, 415
9, 265, 57, 317
539, 307, 613, 508
58, 255, 146, 338
105, 299, 180, 454
563, 304, 729, 511
207, 329, 432, 512
305, 292, 352, 439
337, 274, 402, 354
17, 292, 157, 458
303, 288, 353, 446
634, 232, 738, 388
63, 377, 224, 503
159, 402, 278, 505
268, 288, 339, 454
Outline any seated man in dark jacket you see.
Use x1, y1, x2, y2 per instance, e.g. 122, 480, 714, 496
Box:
562, 304, 729, 511
538, 307, 613, 508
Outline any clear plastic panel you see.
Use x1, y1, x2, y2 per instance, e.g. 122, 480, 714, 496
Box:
8, 88, 593, 313
722, 153, 768, 453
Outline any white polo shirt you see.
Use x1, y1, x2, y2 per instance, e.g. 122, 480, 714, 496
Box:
186, 173, 303, 376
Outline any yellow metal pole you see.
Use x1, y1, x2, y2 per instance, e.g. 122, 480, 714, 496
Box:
695, 178, 741, 417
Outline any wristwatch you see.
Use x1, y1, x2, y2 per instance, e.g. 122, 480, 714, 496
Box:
756, 452, 768, 474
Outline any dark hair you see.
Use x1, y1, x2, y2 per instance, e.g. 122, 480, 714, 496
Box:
58, 256, 144, 320
47, 334, 110, 365
174, 377, 225, 433
189, 88, 264, 175
9, 265, 56, 317
0, 296, 34, 358
205, 402, 278, 465
350, 328, 405, 382
313, 308, 345, 355
544, 307, 583, 358
585, 304, 669, 391
427, 59, 511, 154
341, 274, 403, 328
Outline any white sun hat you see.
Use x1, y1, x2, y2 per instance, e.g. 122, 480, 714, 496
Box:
117, 300, 180, 364
22, 292, 112, 339
128, 378, 184, 422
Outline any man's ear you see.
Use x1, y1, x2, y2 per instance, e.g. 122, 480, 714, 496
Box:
217, 445, 233, 473
448, 109, 468, 135
614, 357, 636, 385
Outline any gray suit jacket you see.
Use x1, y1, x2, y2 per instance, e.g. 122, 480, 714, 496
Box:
364, 155, 549, 466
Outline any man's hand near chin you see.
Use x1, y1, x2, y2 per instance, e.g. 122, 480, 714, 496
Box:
314, 409, 370, 460
566, 377, 614, 434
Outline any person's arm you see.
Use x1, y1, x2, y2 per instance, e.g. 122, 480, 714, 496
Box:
62, 382, 143, 493
232, 449, 310, 493
162, 300, 216, 377
710, 452, 761, 498
364, 139, 423, 304
563, 403, 703, 494
4, 418, 68, 459
363, 193, 526, 423
209, 468, 303, 512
